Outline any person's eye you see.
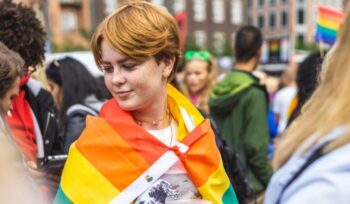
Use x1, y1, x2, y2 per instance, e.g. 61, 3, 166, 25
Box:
101, 65, 114, 74
10, 95, 17, 100
122, 63, 137, 70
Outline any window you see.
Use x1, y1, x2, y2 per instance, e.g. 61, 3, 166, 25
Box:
270, 0, 275, 5
258, 15, 265, 28
150, 0, 164, 5
269, 13, 275, 29
231, 0, 242, 24
213, 32, 226, 55
247, 0, 252, 8
259, 0, 264, 7
298, 9, 304, 24
213, 0, 225, 23
281, 11, 288, 27
248, 16, 252, 25
193, 0, 206, 22
194, 30, 207, 49
60, 11, 77, 32
174, 0, 185, 14
281, 0, 287, 3
105, 0, 118, 14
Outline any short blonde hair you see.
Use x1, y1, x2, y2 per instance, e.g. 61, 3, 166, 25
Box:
91, 0, 180, 81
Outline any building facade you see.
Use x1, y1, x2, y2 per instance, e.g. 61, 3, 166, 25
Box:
96, 0, 245, 56
247, 0, 344, 70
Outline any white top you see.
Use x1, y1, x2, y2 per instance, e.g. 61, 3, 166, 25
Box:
134, 120, 203, 203
273, 86, 297, 134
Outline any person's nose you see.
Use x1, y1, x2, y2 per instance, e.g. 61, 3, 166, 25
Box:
111, 66, 126, 85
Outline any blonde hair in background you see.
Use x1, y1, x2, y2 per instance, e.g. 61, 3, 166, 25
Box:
273, 8, 350, 169
91, 0, 180, 81
183, 56, 218, 114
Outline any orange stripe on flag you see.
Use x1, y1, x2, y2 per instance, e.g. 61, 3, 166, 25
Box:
76, 117, 150, 190
183, 120, 221, 187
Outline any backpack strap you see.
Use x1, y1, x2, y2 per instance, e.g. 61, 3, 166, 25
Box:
276, 142, 327, 204
66, 104, 99, 117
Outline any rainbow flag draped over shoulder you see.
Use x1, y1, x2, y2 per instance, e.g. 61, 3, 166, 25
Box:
315, 6, 345, 45
54, 84, 237, 204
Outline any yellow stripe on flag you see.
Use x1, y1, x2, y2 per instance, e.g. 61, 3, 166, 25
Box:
317, 16, 341, 31
198, 160, 231, 204
61, 143, 120, 203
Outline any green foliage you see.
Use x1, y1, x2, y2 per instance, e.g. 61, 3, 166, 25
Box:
52, 40, 87, 52
80, 29, 94, 41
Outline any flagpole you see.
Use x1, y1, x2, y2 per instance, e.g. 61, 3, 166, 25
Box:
319, 40, 325, 59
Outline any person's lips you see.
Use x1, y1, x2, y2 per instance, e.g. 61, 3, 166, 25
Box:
116, 90, 132, 98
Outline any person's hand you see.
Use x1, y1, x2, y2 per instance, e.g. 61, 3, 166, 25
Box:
26, 160, 60, 189
26, 161, 46, 178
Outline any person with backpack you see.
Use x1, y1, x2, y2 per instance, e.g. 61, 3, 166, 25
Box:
209, 26, 273, 203
265, 8, 350, 204
46, 57, 106, 153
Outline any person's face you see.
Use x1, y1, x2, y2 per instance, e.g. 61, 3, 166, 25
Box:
0, 77, 20, 117
184, 59, 210, 95
101, 41, 174, 112
47, 80, 62, 111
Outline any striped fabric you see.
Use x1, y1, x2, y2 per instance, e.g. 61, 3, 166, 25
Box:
54, 84, 238, 204
315, 6, 344, 45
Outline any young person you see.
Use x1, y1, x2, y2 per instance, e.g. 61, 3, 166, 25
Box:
209, 26, 273, 203
55, 1, 237, 204
183, 51, 217, 114
46, 57, 106, 153
0, 0, 63, 201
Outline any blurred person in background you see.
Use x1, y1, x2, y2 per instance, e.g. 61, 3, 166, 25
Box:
55, 1, 237, 203
265, 8, 350, 204
0, 41, 41, 204
0, 0, 63, 202
287, 52, 324, 126
46, 57, 106, 153
209, 25, 272, 203
183, 51, 217, 114
273, 69, 297, 135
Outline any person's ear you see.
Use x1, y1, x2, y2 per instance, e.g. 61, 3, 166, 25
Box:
256, 47, 262, 58
162, 56, 175, 78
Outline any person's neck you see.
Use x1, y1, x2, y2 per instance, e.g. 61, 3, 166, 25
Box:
131, 89, 170, 130
234, 59, 258, 73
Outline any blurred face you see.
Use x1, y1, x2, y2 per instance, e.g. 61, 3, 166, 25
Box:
0, 77, 20, 117
184, 59, 210, 95
47, 80, 62, 110
100, 41, 173, 112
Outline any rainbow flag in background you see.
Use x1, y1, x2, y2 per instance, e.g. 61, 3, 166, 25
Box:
315, 6, 345, 45
54, 84, 238, 204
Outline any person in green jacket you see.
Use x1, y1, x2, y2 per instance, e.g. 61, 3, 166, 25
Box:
209, 26, 272, 201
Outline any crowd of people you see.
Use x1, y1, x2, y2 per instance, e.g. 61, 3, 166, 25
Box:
1, 0, 350, 203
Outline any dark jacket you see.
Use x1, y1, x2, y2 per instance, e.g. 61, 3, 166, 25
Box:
209, 70, 273, 194
63, 95, 105, 153
25, 78, 63, 160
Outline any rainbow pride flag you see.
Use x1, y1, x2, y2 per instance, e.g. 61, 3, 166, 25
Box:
54, 84, 238, 204
315, 6, 345, 45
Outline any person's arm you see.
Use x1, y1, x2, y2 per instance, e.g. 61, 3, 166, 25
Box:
243, 88, 273, 187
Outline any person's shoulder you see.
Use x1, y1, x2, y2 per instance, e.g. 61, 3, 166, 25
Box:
283, 143, 350, 203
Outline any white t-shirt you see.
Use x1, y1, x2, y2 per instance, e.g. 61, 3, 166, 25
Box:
273, 86, 297, 134
134, 121, 204, 204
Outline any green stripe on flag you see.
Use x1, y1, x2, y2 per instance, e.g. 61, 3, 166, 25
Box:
222, 185, 239, 204
317, 24, 337, 38
54, 186, 73, 204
